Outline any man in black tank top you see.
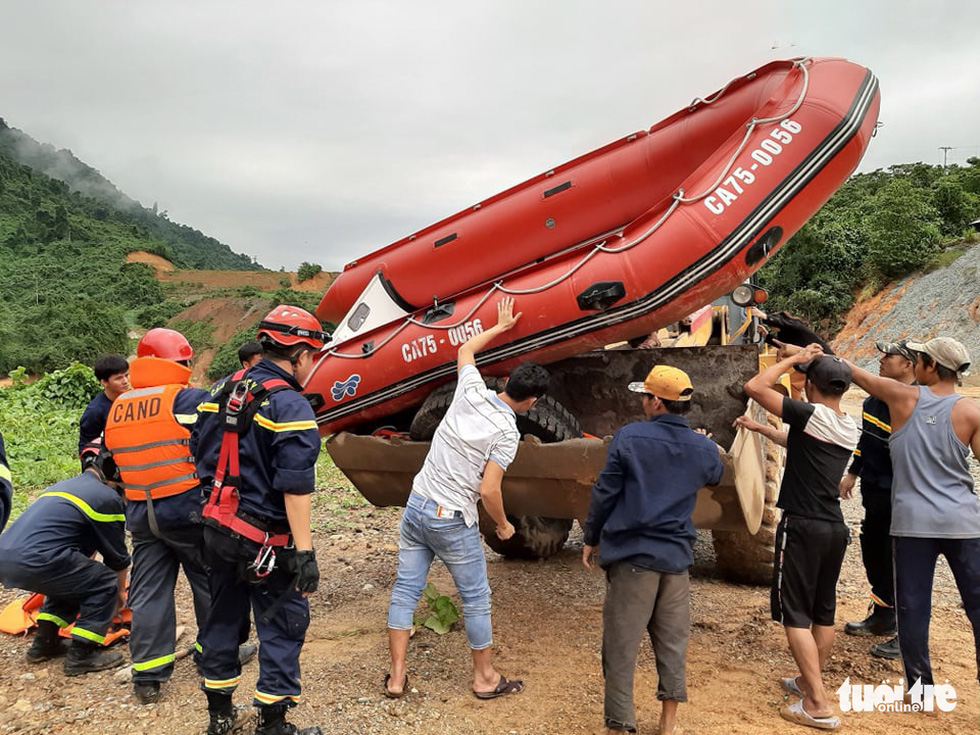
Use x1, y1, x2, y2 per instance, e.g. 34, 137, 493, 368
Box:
739, 343, 859, 730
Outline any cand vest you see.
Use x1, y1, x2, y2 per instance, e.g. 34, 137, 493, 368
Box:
104, 382, 198, 502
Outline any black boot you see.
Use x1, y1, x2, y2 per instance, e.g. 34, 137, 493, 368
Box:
844, 603, 896, 637
255, 704, 323, 735
25, 620, 70, 663
870, 635, 901, 660
63, 639, 124, 676
205, 691, 252, 734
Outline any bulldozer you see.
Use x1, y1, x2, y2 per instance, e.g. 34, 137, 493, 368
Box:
325, 288, 788, 585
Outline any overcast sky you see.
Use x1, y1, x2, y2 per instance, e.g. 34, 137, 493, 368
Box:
2, 2, 978, 271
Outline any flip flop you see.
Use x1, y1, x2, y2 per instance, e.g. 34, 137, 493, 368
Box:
383, 673, 408, 699
779, 699, 840, 730
474, 675, 524, 700
781, 676, 804, 697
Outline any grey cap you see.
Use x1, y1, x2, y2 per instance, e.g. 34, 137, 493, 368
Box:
905, 337, 972, 375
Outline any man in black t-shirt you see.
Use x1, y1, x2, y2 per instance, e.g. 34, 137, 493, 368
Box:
739, 343, 859, 731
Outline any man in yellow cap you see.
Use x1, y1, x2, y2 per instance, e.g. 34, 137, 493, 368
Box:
582, 364, 723, 735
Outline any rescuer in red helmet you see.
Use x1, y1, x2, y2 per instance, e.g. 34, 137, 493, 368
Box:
103, 327, 255, 705
193, 305, 327, 735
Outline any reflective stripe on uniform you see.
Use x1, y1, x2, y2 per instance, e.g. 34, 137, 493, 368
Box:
36, 611, 70, 628
70, 626, 106, 645
862, 411, 891, 433
204, 674, 242, 691
0, 463, 10, 482
254, 690, 301, 705
40, 492, 125, 523
198, 402, 219, 414
175, 413, 199, 425
110, 437, 189, 454
253, 413, 318, 433
132, 652, 176, 671
124, 471, 198, 492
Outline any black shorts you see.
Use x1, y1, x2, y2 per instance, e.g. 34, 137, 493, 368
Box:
770, 514, 848, 628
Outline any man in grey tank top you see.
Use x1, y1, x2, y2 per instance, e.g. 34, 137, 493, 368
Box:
841, 337, 980, 691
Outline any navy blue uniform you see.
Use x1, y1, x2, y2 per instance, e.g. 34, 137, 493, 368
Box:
0, 431, 12, 532
193, 359, 320, 707
848, 394, 897, 608
124, 385, 213, 684
78, 391, 113, 458
0, 473, 129, 643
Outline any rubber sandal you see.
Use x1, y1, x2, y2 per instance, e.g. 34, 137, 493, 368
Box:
474, 675, 524, 700
781, 676, 804, 697
779, 699, 840, 730
383, 673, 408, 699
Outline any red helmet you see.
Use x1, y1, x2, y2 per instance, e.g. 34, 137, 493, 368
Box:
137, 328, 194, 361
257, 305, 327, 350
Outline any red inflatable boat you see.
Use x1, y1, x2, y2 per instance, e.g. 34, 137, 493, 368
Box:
308, 57, 880, 434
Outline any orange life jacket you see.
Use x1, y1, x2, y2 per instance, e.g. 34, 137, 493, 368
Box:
104, 359, 198, 503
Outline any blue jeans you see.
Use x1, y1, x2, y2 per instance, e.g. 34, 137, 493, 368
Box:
387, 493, 493, 649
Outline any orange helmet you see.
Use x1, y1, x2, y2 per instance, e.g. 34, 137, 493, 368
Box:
257, 305, 328, 350
137, 328, 194, 361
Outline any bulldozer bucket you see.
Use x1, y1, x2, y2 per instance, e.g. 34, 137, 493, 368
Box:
326, 344, 770, 540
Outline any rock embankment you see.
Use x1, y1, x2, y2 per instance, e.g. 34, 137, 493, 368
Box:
834, 240, 980, 368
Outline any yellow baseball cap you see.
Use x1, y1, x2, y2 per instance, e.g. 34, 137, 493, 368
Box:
628, 365, 694, 401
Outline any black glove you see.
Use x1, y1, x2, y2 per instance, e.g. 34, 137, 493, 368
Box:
292, 549, 319, 594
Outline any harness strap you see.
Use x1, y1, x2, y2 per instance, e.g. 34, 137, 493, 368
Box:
203, 372, 293, 548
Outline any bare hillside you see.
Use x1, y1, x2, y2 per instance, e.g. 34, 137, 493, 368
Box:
834, 241, 980, 366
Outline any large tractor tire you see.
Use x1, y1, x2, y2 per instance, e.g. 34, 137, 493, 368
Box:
409, 380, 581, 559
711, 402, 783, 585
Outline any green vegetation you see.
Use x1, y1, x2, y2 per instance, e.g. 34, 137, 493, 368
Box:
207, 324, 260, 380
758, 159, 980, 331
0, 119, 269, 376
0, 119, 261, 271
414, 582, 460, 635
0, 363, 101, 514
297, 261, 323, 282
267, 288, 325, 318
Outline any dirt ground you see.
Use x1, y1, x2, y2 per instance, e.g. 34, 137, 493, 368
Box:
2, 391, 979, 734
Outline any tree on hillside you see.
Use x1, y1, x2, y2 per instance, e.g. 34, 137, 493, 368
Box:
297, 262, 322, 282
864, 178, 941, 279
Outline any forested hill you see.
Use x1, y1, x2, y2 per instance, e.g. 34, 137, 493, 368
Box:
0, 118, 260, 271
758, 158, 980, 332
0, 127, 278, 374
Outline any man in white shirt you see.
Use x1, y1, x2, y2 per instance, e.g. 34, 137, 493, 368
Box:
384, 297, 549, 700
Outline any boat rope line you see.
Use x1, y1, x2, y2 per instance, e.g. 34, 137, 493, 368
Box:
317, 60, 809, 365
313, 67, 878, 426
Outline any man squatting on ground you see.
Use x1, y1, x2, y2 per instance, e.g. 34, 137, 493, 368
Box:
385, 296, 549, 700
582, 365, 723, 735
739, 343, 859, 731
838, 337, 980, 693
838, 339, 917, 660
194, 305, 326, 735
0, 446, 129, 675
